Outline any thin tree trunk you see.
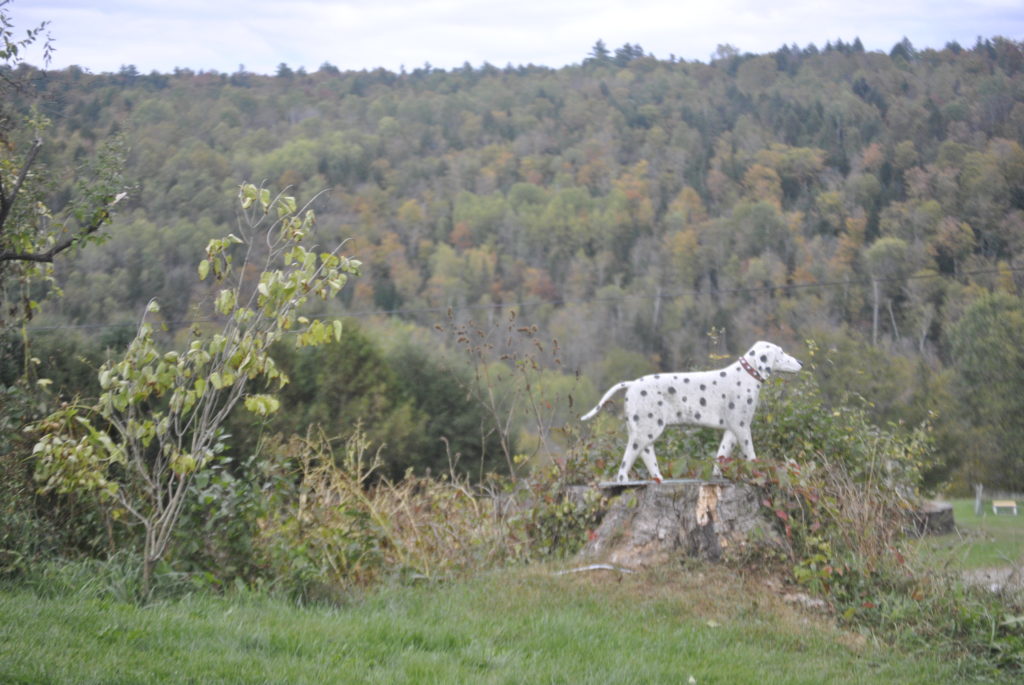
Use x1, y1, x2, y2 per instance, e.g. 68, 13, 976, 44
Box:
917, 305, 933, 355
142, 529, 155, 598
872, 279, 880, 346
652, 286, 662, 331
888, 299, 900, 342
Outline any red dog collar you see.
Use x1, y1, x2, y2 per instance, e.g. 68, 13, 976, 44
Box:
739, 356, 766, 383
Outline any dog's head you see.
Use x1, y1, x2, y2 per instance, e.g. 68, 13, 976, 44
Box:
746, 341, 802, 377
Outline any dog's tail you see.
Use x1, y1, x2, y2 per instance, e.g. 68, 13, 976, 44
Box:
580, 382, 631, 421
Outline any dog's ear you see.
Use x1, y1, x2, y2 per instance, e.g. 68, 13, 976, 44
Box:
754, 341, 780, 375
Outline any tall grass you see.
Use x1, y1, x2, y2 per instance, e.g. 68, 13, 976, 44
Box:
251, 428, 528, 603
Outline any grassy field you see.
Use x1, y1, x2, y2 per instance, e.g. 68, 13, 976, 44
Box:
917, 498, 1024, 571
0, 564, 995, 684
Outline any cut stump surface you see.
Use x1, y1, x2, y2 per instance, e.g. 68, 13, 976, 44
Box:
579, 479, 781, 569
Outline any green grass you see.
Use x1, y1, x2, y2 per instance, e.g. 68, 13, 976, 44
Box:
0, 565, 994, 684
917, 498, 1024, 570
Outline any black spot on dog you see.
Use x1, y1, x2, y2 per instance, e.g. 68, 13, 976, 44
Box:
719, 419, 724, 425
695, 412, 702, 420
677, 411, 683, 418
633, 414, 639, 422
632, 443, 639, 450
720, 371, 727, 377
728, 402, 735, 409
699, 397, 707, 406
700, 384, 706, 391
657, 419, 663, 426
668, 387, 677, 394
640, 390, 647, 396
760, 355, 767, 362
749, 351, 755, 356
740, 420, 745, 427
684, 378, 690, 384
747, 398, 753, 405
648, 413, 654, 418
648, 434, 653, 439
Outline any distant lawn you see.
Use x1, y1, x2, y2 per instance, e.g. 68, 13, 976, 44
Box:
0, 565, 996, 684
917, 498, 1024, 570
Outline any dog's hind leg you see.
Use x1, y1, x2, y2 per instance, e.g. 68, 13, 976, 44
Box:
638, 444, 664, 483
617, 427, 664, 482
616, 440, 643, 482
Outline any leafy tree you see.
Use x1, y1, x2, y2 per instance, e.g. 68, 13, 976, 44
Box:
889, 37, 917, 62
1, 2, 127, 326
246, 325, 432, 480
947, 292, 1024, 490
386, 342, 508, 478
587, 40, 610, 63
863, 236, 912, 345
31, 184, 361, 595
0, 1, 131, 576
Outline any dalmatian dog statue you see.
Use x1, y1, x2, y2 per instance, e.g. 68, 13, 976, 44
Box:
581, 341, 802, 482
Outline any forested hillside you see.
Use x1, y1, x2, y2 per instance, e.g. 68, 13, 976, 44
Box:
5, 36, 1024, 490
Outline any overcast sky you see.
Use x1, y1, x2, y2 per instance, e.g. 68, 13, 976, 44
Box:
12, 0, 1024, 75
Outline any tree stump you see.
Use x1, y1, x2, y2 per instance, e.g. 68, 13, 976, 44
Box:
578, 479, 782, 568
912, 500, 955, 535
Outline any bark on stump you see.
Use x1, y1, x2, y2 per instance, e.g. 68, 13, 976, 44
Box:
578, 479, 781, 569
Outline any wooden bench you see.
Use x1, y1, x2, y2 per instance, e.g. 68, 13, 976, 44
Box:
992, 499, 1019, 515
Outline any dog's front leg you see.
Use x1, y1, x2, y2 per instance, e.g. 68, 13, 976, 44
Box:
713, 431, 738, 476
734, 425, 756, 461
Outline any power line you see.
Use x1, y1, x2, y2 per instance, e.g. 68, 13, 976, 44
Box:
327, 264, 1024, 318
19, 264, 1024, 333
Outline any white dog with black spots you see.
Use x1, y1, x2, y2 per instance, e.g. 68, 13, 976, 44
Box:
581, 341, 802, 482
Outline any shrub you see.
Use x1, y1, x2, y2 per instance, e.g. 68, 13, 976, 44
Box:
252, 426, 521, 603
170, 451, 278, 588
0, 382, 117, 579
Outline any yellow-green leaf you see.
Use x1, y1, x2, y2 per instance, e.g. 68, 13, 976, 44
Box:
244, 394, 280, 416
